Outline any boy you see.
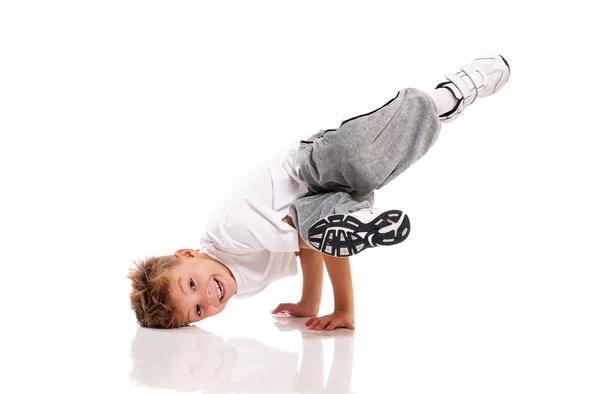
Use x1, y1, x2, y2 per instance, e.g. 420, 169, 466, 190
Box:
128, 55, 511, 330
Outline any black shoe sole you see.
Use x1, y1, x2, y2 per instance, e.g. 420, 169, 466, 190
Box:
307, 209, 411, 257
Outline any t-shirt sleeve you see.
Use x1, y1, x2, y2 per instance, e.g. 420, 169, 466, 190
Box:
222, 200, 300, 254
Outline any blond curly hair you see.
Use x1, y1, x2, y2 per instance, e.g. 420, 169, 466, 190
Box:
127, 255, 187, 329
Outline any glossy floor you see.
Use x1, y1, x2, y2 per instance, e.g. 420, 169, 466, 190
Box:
6, 269, 598, 394
129, 317, 357, 393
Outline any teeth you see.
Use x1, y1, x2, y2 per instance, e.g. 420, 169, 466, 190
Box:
214, 279, 223, 300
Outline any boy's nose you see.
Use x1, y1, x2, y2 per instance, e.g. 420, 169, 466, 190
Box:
204, 286, 215, 307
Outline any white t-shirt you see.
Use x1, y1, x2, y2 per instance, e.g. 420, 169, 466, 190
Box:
198, 140, 310, 297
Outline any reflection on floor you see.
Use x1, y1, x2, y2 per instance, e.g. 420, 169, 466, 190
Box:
130, 316, 357, 393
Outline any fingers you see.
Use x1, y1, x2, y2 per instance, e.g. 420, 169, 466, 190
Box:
307, 317, 334, 330
305, 317, 325, 330
271, 303, 292, 315
305, 316, 355, 330
306, 317, 321, 329
314, 318, 330, 330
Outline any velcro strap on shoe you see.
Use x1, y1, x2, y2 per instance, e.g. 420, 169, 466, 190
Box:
444, 72, 473, 104
461, 65, 487, 98
440, 81, 463, 100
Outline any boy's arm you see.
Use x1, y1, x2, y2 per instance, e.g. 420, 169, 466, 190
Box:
272, 217, 324, 317
305, 255, 355, 330
272, 246, 324, 317
298, 248, 324, 311
323, 255, 354, 315
280, 215, 355, 330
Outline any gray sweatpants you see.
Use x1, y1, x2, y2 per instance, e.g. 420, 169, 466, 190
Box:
288, 87, 442, 251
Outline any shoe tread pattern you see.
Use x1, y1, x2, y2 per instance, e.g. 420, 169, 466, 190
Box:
307, 209, 410, 257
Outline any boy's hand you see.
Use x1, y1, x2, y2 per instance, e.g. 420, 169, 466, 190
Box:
271, 301, 319, 317
305, 310, 355, 331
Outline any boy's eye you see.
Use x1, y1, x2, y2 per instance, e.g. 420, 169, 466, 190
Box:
189, 279, 195, 290
196, 305, 201, 317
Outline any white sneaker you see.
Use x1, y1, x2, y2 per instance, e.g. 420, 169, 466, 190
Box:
307, 208, 410, 257
436, 55, 511, 123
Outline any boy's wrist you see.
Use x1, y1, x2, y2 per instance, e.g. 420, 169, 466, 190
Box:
333, 305, 354, 316
299, 298, 320, 311
298, 298, 321, 309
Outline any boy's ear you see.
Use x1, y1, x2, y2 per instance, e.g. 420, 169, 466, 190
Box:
174, 249, 196, 259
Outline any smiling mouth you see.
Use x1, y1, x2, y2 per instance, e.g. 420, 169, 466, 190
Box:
213, 278, 225, 302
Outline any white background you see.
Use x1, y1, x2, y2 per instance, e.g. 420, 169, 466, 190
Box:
1, 1, 599, 393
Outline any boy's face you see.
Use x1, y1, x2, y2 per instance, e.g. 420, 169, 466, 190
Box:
170, 249, 237, 325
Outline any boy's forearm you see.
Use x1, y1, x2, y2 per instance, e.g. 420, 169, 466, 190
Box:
281, 215, 330, 310
322, 255, 354, 314
298, 248, 324, 308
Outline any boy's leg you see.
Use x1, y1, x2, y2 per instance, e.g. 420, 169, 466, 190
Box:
289, 87, 437, 256
428, 87, 459, 116
295, 87, 441, 198
291, 55, 511, 257
288, 190, 374, 255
